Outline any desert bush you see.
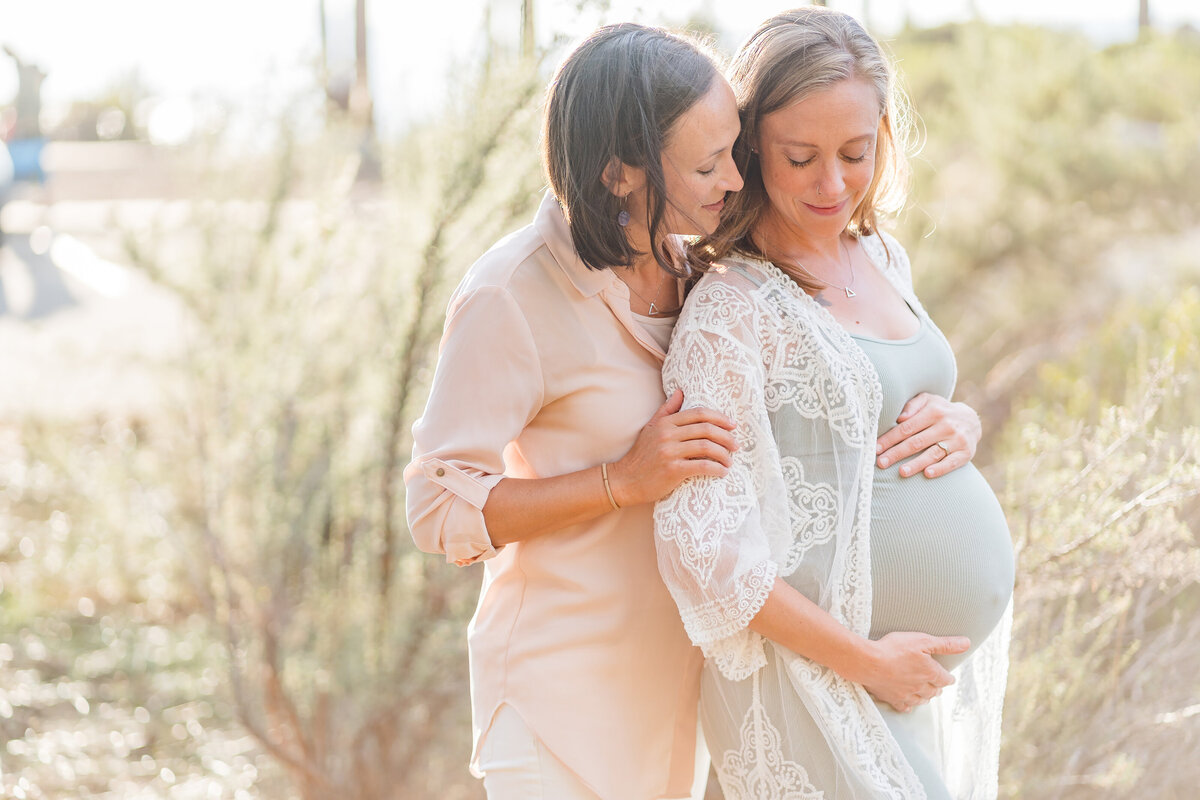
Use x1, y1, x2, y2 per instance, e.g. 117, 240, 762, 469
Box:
996, 290, 1200, 798
0, 418, 279, 800
892, 24, 1200, 434
121, 61, 543, 799
894, 28, 1200, 796
2, 54, 544, 799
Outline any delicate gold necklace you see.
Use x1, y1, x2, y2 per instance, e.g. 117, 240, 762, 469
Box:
796, 238, 857, 299
837, 238, 857, 298
621, 270, 675, 316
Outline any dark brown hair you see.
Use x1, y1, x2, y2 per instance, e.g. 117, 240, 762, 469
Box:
543, 23, 719, 273
690, 7, 913, 291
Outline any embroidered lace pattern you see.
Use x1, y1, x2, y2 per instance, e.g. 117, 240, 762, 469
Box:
655, 232, 1009, 799
717, 672, 825, 800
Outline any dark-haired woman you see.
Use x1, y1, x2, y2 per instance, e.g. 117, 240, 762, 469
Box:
404, 24, 743, 800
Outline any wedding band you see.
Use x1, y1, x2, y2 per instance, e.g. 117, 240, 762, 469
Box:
934, 441, 951, 458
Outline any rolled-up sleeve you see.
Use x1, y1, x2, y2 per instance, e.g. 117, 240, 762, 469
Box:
404, 284, 544, 566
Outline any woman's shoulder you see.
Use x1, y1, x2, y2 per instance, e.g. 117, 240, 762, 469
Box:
859, 228, 913, 291
454, 222, 548, 298
690, 253, 777, 294
682, 258, 771, 317
446, 221, 584, 331
675, 255, 787, 344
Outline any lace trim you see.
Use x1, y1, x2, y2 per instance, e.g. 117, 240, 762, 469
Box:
785, 656, 927, 798
681, 559, 778, 647
716, 671, 825, 800
707, 628, 769, 683
752, 263, 877, 449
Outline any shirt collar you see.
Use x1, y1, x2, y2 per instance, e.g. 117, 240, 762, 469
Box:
536, 191, 689, 361
534, 191, 616, 298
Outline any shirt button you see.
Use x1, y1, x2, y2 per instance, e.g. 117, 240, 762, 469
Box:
435, 467, 446, 477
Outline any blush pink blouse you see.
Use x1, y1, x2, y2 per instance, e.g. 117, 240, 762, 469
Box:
404, 193, 703, 800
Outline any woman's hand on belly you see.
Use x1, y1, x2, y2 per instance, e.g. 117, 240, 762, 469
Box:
750, 578, 970, 715
608, 389, 738, 507
875, 393, 981, 479
856, 631, 971, 713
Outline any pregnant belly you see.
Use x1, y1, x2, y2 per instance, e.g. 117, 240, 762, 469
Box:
868, 462, 1014, 671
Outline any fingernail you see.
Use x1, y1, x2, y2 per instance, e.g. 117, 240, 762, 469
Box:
878, 457, 889, 467
876, 443, 883, 454
900, 466, 911, 476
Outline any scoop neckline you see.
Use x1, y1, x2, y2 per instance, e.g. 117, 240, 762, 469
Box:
735, 236, 923, 344
848, 312, 926, 345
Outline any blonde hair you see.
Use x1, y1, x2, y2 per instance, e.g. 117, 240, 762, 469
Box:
691, 7, 914, 290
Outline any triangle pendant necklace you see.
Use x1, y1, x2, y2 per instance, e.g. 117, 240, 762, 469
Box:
838, 238, 858, 299
620, 269, 673, 316
794, 238, 859, 299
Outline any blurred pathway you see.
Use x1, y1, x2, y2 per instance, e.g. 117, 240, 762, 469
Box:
0, 196, 185, 420
0, 231, 79, 319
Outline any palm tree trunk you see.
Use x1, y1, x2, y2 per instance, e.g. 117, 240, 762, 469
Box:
352, 0, 380, 181
520, 0, 535, 60
353, 0, 373, 130
318, 0, 331, 115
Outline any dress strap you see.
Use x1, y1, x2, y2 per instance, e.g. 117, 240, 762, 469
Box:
724, 263, 767, 288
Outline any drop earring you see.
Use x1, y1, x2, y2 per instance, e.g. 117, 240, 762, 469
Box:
617, 195, 631, 227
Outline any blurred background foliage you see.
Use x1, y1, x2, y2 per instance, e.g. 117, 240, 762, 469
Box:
1, 17, 1199, 800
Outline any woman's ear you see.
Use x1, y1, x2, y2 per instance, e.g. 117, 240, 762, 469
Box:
602, 156, 646, 198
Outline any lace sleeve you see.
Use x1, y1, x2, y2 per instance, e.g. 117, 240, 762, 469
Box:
654, 273, 780, 681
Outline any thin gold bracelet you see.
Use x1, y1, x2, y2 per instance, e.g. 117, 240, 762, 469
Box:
601, 463, 620, 511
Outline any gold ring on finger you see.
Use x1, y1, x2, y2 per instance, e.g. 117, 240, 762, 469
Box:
934, 441, 951, 458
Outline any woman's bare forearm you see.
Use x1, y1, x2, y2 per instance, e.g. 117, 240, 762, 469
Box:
750, 578, 878, 683
749, 577, 968, 710
483, 391, 736, 547
483, 469, 615, 546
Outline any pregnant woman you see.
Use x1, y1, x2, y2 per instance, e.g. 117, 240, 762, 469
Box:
405, 23, 744, 800
655, 8, 1014, 798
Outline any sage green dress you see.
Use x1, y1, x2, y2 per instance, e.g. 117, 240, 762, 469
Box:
851, 313, 1015, 798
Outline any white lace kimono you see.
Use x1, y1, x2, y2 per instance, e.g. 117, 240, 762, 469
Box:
655, 232, 1011, 799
